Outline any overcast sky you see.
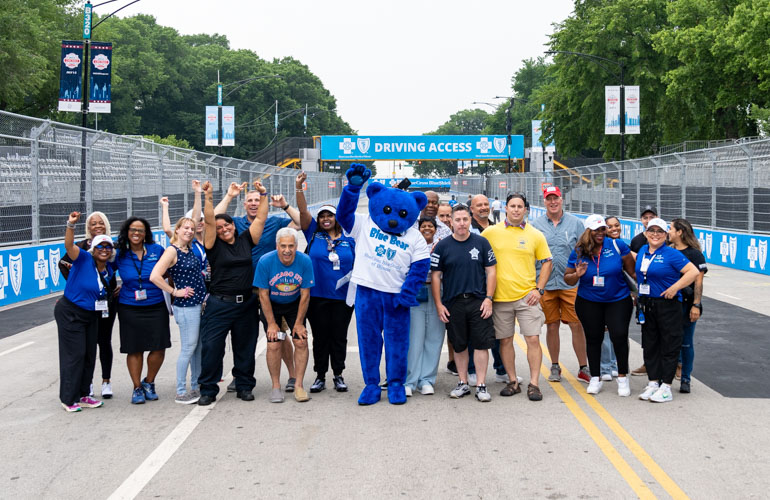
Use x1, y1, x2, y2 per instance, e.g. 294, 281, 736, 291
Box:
118, 0, 575, 136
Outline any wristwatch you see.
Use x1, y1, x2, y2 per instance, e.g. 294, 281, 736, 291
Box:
536, 288, 545, 296
692, 303, 702, 311
485, 295, 494, 301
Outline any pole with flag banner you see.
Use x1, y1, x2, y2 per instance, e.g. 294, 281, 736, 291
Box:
88, 42, 112, 113
605, 86, 621, 135
58, 41, 84, 112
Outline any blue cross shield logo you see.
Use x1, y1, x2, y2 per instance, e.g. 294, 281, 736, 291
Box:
386, 249, 396, 261
375, 244, 386, 257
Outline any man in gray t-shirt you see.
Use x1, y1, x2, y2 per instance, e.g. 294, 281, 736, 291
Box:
531, 186, 589, 384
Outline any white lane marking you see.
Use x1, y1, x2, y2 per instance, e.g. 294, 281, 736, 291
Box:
0, 341, 34, 357
716, 291, 740, 300
108, 336, 268, 500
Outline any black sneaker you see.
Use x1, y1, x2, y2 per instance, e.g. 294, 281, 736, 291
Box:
226, 380, 237, 392
310, 378, 326, 393
679, 380, 691, 393
333, 375, 348, 392
446, 360, 458, 376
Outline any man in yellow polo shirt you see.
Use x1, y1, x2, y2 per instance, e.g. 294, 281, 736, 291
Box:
482, 193, 552, 401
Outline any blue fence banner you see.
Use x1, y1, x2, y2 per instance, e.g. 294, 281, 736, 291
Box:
320, 135, 524, 161
58, 41, 84, 112
221, 106, 235, 146
205, 106, 218, 146
88, 42, 112, 113
528, 206, 770, 276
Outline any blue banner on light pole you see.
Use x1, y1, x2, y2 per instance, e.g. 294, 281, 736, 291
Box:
205, 106, 218, 146
222, 106, 235, 146
88, 42, 112, 113
58, 41, 84, 112
320, 135, 524, 161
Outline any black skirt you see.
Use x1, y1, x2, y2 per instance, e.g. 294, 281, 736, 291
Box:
118, 301, 171, 354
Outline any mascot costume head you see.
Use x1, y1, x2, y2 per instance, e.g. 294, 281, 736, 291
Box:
335, 164, 431, 405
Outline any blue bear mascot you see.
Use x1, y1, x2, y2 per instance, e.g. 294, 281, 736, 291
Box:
336, 164, 430, 405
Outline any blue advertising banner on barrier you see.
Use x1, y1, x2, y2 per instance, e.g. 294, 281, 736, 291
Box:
205, 106, 218, 146
58, 41, 84, 112
320, 135, 524, 161
88, 42, 112, 113
221, 106, 235, 146
527, 206, 770, 276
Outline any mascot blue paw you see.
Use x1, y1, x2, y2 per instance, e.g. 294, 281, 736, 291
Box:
387, 382, 407, 405
358, 384, 382, 405
346, 163, 371, 187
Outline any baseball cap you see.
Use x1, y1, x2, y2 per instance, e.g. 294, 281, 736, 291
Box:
543, 186, 562, 199
316, 204, 336, 217
90, 234, 114, 250
641, 205, 657, 217
584, 214, 607, 231
646, 218, 668, 232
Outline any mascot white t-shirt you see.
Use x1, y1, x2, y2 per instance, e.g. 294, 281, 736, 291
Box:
346, 213, 430, 294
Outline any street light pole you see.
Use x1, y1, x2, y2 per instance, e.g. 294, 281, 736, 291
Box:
545, 50, 626, 161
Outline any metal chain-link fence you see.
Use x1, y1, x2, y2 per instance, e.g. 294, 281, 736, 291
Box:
451, 138, 770, 234
0, 111, 343, 246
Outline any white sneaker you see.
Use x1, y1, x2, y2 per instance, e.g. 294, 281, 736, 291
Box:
586, 377, 603, 395
650, 384, 673, 403
420, 383, 434, 395
405, 386, 413, 397
495, 373, 510, 383
639, 382, 660, 401
611, 370, 619, 378
600, 373, 613, 382
101, 381, 113, 399
449, 382, 471, 399
468, 374, 477, 386
475, 385, 492, 402
89, 383, 94, 398
617, 376, 631, 397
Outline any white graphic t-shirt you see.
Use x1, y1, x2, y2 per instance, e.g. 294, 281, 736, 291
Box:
347, 214, 430, 293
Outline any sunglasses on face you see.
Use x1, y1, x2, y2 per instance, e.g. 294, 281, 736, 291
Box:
94, 244, 113, 250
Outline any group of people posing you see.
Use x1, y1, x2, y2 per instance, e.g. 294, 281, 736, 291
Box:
53, 174, 706, 411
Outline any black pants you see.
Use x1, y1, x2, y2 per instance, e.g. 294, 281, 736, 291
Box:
307, 297, 354, 377
199, 294, 258, 397
640, 298, 683, 385
575, 295, 633, 377
54, 297, 99, 405
97, 306, 116, 380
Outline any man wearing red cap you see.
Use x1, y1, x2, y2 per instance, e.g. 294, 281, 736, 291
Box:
532, 186, 590, 383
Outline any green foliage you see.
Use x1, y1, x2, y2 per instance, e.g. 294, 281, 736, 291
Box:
4, 9, 353, 160
143, 134, 191, 149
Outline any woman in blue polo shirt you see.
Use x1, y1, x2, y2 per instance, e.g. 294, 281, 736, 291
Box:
634, 218, 699, 403
565, 215, 637, 397
299, 201, 356, 394
114, 217, 170, 405
55, 212, 115, 412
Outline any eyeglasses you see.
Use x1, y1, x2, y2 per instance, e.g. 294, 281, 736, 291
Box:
646, 228, 666, 234
94, 244, 113, 250
128, 228, 146, 234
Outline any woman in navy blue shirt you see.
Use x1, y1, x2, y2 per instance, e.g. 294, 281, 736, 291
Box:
114, 217, 170, 404
151, 217, 207, 405
299, 189, 356, 393
55, 212, 115, 412
634, 218, 699, 403
565, 215, 637, 397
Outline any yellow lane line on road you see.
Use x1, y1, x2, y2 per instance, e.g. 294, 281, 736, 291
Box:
511, 335, 655, 499
558, 355, 690, 500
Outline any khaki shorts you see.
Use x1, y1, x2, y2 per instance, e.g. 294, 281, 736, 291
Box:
540, 288, 580, 325
492, 298, 545, 338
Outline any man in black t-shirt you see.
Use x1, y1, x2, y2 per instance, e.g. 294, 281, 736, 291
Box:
630, 205, 658, 254
431, 205, 497, 402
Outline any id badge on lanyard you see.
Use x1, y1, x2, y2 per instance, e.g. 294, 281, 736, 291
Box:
95, 271, 109, 317
592, 253, 604, 287
329, 251, 341, 270
131, 248, 147, 301
639, 254, 653, 296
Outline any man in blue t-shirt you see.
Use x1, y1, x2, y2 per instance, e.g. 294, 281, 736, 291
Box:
215, 179, 309, 392
254, 228, 315, 403
430, 205, 497, 402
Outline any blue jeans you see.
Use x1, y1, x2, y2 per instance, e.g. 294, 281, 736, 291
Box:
600, 331, 618, 376
406, 292, 445, 390
173, 304, 202, 395
680, 303, 697, 383
468, 340, 505, 376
